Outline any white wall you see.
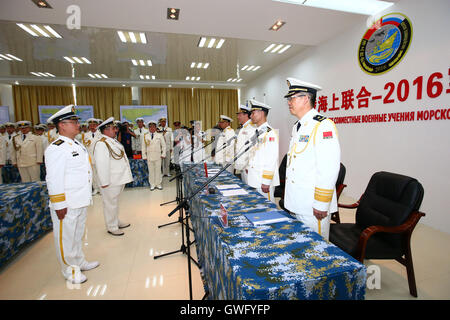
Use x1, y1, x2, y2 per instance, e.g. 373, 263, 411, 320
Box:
242, 0, 450, 234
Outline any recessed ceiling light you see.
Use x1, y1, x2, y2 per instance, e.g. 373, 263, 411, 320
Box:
190, 62, 210, 69
186, 76, 200, 81
269, 20, 286, 31
264, 43, 291, 54
0, 54, 22, 61
167, 8, 180, 20
140, 75, 156, 80
32, 0, 52, 9
30, 71, 55, 77
227, 78, 242, 82
17, 23, 61, 38
117, 31, 147, 44
241, 65, 261, 72
88, 73, 108, 79
197, 37, 225, 49
132, 59, 152, 66
64, 56, 91, 64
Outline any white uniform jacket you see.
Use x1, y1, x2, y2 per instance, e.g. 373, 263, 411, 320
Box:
247, 122, 280, 188
0, 137, 6, 166
215, 126, 235, 165
93, 135, 133, 187
11, 132, 43, 167
159, 126, 173, 153
234, 120, 256, 171
132, 127, 149, 153
142, 132, 166, 161
45, 135, 93, 210
83, 130, 102, 159
45, 128, 59, 145
284, 108, 341, 214
3, 133, 17, 163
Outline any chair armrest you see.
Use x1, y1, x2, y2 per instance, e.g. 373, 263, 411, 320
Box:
356, 211, 426, 262
338, 202, 359, 209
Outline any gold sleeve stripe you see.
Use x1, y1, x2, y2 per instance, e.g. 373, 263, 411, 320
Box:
262, 174, 274, 180
50, 193, 66, 203
263, 170, 274, 175
314, 193, 333, 203
315, 187, 334, 193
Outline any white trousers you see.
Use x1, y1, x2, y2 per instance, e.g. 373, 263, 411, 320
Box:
18, 165, 40, 182
295, 211, 331, 241
147, 158, 162, 187
99, 184, 125, 232
91, 163, 100, 192
162, 150, 171, 175
50, 206, 87, 279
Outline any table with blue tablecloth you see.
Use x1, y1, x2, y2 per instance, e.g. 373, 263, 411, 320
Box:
126, 159, 149, 188
183, 164, 366, 300
1, 164, 46, 183
0, 182, 52, 268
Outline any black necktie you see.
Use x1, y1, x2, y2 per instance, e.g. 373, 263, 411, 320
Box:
92, 133, 95, 138
151, 133, 154, 139
296, 122, 301, 132
140, 129, 142, 134
22, 134, 26, 141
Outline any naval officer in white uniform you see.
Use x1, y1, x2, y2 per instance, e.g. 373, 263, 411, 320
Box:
45, 105, 99, 284
246, 100, 280, 202
214, 115, 235, 173
283, 78, 341, 240
234, 104, 256, 184
94, 117, 133, 236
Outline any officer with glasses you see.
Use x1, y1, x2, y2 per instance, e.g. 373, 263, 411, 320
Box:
284, 78, 341, 240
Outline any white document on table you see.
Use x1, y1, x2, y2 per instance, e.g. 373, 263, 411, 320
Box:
216, 184, 241, 190
220, 188, 248, 196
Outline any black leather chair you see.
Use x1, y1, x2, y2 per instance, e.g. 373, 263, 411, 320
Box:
331, 163, 347, 223
329, 171, 425, 297
275, 154, 287, 210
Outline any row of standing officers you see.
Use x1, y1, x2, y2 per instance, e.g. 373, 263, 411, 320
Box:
41, 77, 340, 284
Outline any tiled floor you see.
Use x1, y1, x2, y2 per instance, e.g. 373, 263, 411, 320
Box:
0, 177, 449, 300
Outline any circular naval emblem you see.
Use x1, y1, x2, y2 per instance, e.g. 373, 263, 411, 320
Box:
358, 13, 412, 75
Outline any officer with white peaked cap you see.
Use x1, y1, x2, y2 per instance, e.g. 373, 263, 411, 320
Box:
11, 120, 43, 182
93, 117, 133, 236
142, 120, 166, 190
235, 104, 256, 183
283, 78, 341, 240
246, 99, 280, 202
215, 114, 235, 173
45, 105, 99, 284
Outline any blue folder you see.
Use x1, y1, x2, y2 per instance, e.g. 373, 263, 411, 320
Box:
244, 211, 291, 226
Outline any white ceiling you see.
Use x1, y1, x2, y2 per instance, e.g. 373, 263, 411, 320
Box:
0, 0, 389, 88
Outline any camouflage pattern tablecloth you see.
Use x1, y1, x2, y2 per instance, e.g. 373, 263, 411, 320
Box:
126, 159, 150, 188
1, 163, 46, 183
0, 181, 52, 268
184, 164, 366, 300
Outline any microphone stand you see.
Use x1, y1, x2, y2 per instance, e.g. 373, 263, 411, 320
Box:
157, 136, 258, 300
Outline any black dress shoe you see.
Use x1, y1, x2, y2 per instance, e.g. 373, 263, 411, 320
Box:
108, 230, 124, 236
118, 223, 131, 229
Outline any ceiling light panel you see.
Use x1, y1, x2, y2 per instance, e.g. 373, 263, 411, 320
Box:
131, 59, 152, 66
191, 62, 210, 69
269, 20, 286, 31
0, 53, 22, 61
186, 76, 200, 81
17, 23, 61, 38
241, 65, 261, 72
117, 31, 147, 44
32, 0, 52, 9
88, 73, 108, 79
64, 56, 91, 64
140, 75, 156, 80
227, 78, 242, 82
167, 8, 180, 20
263, 43, 291, 54
30, 71, 55, 77
197, 37, 226, 49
